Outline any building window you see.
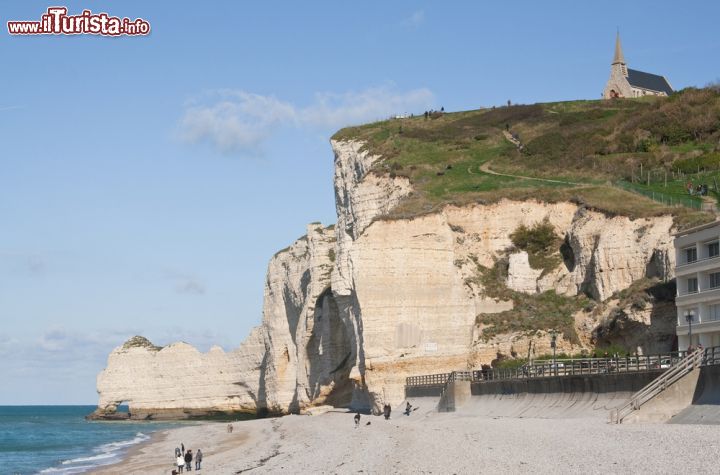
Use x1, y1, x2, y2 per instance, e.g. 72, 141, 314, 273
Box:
688, 277, 698, 293
708, 242, 719, 258
685, 247, 697, 263
710, 272, 720, 289
709, 304, 720, 322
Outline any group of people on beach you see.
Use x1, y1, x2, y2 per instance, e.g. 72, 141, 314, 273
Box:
354, 401, 414, 427
172, 443, 202, 473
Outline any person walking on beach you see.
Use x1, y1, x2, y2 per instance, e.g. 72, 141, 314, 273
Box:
354, 412, 361, 428
195, 449, 203, 470
227, 423, 233, 433
184, 449, 193, 471
176, 454, 185, 473
383, 404, 391, 420
405, 402, 412, 416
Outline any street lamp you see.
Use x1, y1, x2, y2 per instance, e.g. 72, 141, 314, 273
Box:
550, 330, 557, 376
685, 310, 695, 352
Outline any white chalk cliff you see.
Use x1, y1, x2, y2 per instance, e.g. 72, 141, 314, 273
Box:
93, 139, 678, 419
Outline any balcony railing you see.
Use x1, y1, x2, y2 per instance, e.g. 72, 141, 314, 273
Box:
677, 253, 720, 268
678, 313, 720, 325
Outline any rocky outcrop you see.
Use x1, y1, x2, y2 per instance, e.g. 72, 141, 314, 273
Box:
258, 224, 353, 414
506, 252, 542, 293
93, 139, 680, 419
90, 328, 265, 420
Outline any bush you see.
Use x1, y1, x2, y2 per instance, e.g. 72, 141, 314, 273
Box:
495, 358, 528, 369
476, 289, 586, 344
592, 343, 632, 357
509, 219, 561, 272
674, 152, 720, 173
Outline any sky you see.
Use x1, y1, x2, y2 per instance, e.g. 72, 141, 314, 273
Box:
1, 0, 719, 404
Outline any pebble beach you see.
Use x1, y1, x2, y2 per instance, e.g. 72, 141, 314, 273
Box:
89, 406, 720, 474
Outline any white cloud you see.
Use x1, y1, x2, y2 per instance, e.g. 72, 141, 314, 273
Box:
401, 10, 425, 29
301, 86, 434, 128
179, 92, 296, 154
2, 327, 138, 379
178, 85, 435, 155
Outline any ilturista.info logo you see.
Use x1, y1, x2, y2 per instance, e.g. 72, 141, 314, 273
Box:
7, 6, 150, 36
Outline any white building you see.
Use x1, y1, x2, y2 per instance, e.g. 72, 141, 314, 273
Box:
675, 221, 720, 350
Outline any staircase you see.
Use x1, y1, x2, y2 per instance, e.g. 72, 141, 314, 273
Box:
609, 350, 704, 424
437, 371, 473, 412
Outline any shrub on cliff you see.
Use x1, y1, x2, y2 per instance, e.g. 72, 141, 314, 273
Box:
122, 335, 161, 351
509, 219, 561, 273
476, 290, 585, 345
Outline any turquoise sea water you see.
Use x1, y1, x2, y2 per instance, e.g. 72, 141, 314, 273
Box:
1, 406, 181, 475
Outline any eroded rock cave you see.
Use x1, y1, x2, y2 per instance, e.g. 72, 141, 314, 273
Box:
306, 287, 353, 406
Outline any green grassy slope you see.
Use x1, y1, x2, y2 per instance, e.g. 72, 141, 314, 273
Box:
333, 88, 720, 229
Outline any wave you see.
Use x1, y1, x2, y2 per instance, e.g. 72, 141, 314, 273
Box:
96, 432, 150, 453
39, 432, 151, 474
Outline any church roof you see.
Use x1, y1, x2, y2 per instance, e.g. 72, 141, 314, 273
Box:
627, 68, 673, 95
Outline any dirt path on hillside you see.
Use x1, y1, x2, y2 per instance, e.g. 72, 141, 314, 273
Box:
477, 160, 587, 186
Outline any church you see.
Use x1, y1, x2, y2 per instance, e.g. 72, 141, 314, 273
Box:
603, 33, 673, 99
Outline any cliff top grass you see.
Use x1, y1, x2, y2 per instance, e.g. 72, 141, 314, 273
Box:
332, 87, 720, 230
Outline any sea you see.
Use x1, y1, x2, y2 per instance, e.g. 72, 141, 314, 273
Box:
1, 406, 183, 475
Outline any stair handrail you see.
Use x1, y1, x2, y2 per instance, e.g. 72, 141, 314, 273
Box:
610, 349, 704, 424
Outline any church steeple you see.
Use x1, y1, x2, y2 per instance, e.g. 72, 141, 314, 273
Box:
612, 30, 625, 64
612, 30, 627, 76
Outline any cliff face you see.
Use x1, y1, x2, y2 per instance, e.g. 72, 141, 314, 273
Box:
93, 139, 679, 418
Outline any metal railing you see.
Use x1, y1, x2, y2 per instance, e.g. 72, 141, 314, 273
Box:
677, 285, 720, 297
677, 254, 720, 268
702, 345, 720, 366
615, 180, 702, 210
473, 354, 683, 381
406, 373, 451, 387
408, 347, 720, 420
609, 349, 705, 424
406, 353, 686, 388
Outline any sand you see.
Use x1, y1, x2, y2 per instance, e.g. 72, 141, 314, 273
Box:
90, 405, 720, 474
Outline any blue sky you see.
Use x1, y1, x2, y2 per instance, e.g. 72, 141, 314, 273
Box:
1, 0, 718, 404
